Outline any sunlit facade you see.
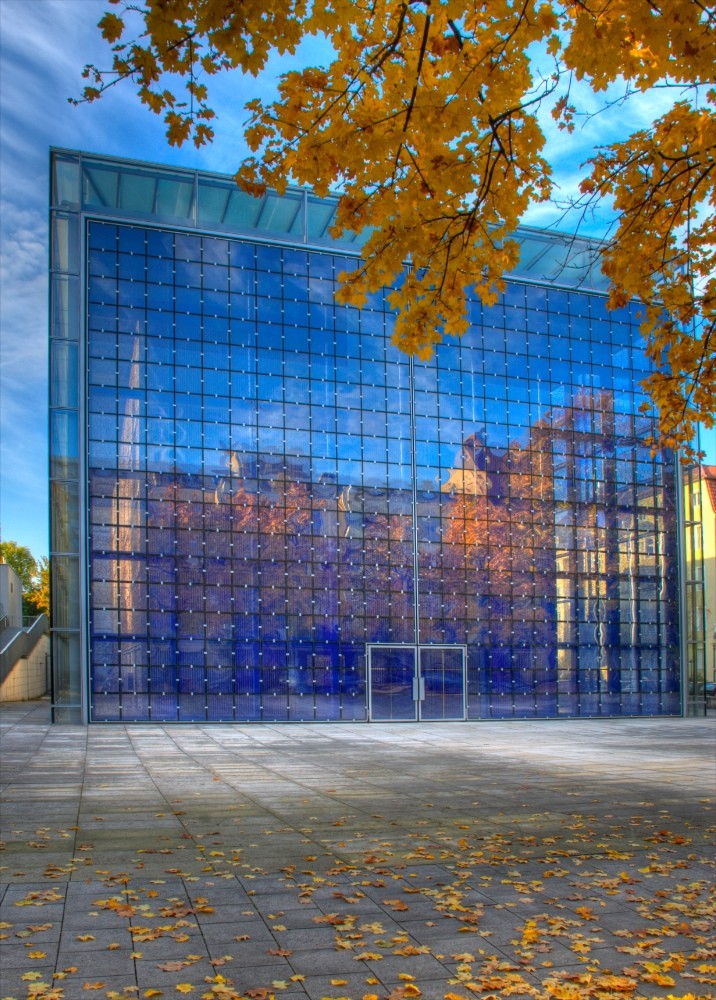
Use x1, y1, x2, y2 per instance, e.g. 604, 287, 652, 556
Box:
49, 150, 685, 722
682, 463, 716, 708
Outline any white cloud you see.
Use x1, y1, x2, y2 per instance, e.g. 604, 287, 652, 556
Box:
0, 0, 269, 554
0, 197, 48, 554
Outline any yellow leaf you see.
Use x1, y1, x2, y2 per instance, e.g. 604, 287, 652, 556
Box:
98, 12, 124, 43
175, 987, 193, 995
571, 940, 591, 953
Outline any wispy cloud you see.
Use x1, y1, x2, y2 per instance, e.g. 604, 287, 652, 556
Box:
522, 71, 679, 236
0, 0, 264, 554
0, 0, 107, 553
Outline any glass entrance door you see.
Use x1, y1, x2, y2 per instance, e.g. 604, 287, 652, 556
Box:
368, 645, 466, 721
368, 646, 417, 721
419, 646, 467, 720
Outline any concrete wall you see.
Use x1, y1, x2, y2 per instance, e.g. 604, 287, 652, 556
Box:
0, 564, 23, 628
0, 634, 49, 702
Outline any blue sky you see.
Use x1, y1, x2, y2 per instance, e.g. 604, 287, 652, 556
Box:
0, 0, 714, 559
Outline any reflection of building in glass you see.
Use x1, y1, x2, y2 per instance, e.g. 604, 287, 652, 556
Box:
49, 150, 690, 722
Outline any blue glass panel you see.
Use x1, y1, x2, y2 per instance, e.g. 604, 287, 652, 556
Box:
175, 287, 201, 312
308, 254, 333, 278
88, 223, 118, 251
256, 244, 283, 270
89, 250, 118, 279
147, 284, 173, 310
91, 695, 122, 721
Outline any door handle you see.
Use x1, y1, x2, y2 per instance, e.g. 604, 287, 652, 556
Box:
413, 676, 425, 701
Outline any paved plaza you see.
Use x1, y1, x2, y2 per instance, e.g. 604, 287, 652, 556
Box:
1, 700, 714, 1000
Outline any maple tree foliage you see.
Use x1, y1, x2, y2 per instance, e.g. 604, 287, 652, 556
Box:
81, 0, 715, 458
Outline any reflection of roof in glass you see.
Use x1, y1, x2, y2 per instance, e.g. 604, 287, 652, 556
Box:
53, 148, 609, 292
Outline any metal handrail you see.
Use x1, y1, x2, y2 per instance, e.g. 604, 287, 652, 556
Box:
0, 614, 50, 685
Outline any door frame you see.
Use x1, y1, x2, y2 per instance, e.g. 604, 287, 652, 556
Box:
367, 644, 467, 721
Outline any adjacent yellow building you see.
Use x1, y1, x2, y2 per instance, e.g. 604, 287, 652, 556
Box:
683, 464, 716, 705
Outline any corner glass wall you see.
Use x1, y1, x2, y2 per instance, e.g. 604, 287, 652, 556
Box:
50, 150, 684, 723
49, 152, 83, 721
82, 221, 680, 721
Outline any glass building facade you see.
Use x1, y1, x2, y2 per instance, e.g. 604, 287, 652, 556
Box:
49, 150, 685, 723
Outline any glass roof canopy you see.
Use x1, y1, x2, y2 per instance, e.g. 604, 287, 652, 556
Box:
52, 148, 610, 292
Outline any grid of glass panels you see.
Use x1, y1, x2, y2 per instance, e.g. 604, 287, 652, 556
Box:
83, 219, 681, 721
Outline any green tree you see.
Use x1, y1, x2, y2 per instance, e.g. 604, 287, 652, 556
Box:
0, 542, 50, 619
80, 0, 715, 459
0, 541, 38, 591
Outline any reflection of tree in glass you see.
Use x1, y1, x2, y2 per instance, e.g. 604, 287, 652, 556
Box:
441, 433, 554, 579
437, 426, 557, 646
362, 511, 415, 638
257, 475, 314, 535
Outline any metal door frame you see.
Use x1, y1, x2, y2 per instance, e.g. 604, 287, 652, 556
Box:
367, 644, 467, 721
367, 644, 418, 721
418, 644, 468, 721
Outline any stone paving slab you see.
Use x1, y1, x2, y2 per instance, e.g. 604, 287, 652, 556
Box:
1, 699, 714, 1000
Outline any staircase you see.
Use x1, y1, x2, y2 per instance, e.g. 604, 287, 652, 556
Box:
0, 614, 50, 702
